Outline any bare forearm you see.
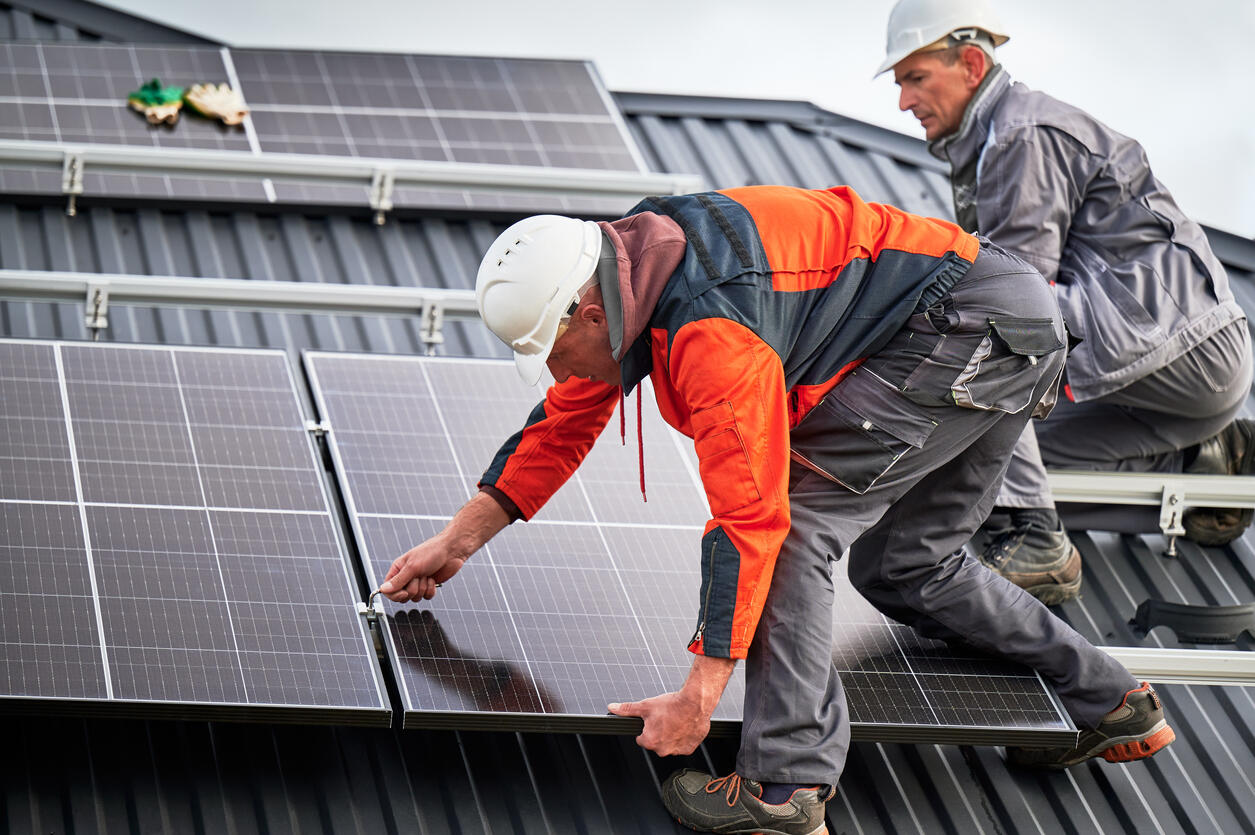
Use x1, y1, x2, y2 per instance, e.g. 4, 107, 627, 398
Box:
681, 654, 736, 716
442, 490, 512, 557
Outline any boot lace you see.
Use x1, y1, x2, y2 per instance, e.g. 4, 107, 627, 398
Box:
704, 773, 744, 807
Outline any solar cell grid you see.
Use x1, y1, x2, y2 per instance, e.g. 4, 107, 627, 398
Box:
0, 42, 647, 210
307, 353, 1074, 743
0, 340, 388, 723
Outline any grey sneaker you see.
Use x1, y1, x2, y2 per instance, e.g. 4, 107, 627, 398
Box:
1184, 418, 1255, 545
661, 770, 830, 835
980, 517, 1082, 605
1006, 682, 1176, 769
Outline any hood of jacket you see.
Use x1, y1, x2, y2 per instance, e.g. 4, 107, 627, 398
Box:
595, 212, 687, 388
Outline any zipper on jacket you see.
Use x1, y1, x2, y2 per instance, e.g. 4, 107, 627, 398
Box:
689, 537, 719, 649
789, 390, 800, 425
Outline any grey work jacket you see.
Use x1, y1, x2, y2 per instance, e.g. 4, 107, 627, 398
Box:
929, 68, 1243, 402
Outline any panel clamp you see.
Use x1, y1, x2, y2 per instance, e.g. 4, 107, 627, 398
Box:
1158, 482, 1187, 557
357, 589, 385, 627
85, 280, 109, 339
304, 419, 332, 438
358, 590, 386, 657
62, 151, 84, 217
369, 168, 395, 226
420, 301, 445, 353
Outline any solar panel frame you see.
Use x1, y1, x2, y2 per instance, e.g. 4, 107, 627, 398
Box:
305, 352, 1078, 745
0, 43, 651, 213
0, 339, 391, 725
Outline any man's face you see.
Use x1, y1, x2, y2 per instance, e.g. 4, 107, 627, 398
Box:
545, 302, 621, 387
893, 51, 978, 141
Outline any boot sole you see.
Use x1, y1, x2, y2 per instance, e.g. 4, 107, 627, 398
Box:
674, 819, 828, 835
1102, 724, 1176, 763
1016, 720, 1176, 770
1019, 547, 1083, 605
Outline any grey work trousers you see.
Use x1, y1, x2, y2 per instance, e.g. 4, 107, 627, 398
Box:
737, 244, 1137, 785
997, 317, 1253, 516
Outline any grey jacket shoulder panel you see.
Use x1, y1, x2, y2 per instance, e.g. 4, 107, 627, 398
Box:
935, 73, 1242, 400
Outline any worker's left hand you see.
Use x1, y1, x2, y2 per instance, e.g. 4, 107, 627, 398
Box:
608, 691, 711, 756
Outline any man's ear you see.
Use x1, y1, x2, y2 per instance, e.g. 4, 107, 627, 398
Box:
960, 44, 989, 89
579, 302, 607, 327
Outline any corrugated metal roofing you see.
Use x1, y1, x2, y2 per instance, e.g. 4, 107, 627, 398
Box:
0, 0, 214, 44
3, 5, 1255, 832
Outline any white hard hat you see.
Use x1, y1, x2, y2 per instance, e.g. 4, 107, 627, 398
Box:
875, 0, 1010, 77
476, 214, 603, 385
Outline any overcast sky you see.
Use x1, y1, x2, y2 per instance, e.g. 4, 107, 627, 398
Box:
103, 0, 1255, 237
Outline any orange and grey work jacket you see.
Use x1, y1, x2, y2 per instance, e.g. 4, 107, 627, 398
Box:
479, 185, 979, 660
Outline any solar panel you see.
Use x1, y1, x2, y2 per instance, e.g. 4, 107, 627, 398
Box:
0, 42, 647, 213
306, 353, 1077, 744
0, 340, 389, 724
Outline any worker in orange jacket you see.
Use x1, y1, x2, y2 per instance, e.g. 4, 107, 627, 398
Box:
380, 185, 1172, 835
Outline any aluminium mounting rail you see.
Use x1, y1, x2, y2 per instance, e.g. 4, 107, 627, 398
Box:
0, 269, 477, 346
1048, 469, 1255, 552
0, 139, 705, 222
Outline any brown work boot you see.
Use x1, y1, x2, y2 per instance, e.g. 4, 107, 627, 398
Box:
980, 510, 1082, 605
1006, 682, 1175, 769
661, 770, 832, 835
1183, 418, 1255, 545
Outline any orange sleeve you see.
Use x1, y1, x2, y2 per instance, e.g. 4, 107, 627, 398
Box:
479, 377, 620, 520
670, 318, 791, 659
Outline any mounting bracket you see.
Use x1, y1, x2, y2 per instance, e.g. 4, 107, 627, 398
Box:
369, 168, 395, 226
420, 301, 445, 354
1158, 481, 1187, 556
84, 281, 109, 337
62, 152, 84, 217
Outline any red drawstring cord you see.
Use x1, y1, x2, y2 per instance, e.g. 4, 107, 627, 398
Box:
619, 388, 626, 444
637, 388, 646, 503
619, 386, 647, 503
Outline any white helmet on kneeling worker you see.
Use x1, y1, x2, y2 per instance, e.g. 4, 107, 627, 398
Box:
875, 0, 1009, 77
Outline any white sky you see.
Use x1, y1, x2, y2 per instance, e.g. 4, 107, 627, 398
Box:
103, 0, 1255, 237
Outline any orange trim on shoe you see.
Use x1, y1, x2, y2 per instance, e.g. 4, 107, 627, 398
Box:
1103, 726, 1177, 763
1115, 680, 1156, 713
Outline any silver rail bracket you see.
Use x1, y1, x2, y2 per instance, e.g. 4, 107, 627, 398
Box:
358, 590, 387, 657
420, 301, 445, 354
85, 281, 109, 337
304, 419, 332, 438
1159, 481, 1187, 557
369, 168, 395, 226
62, 152, 84, 217
357, 590, 385, 627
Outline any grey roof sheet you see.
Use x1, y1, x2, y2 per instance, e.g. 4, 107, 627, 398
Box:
0, 0, 215, 44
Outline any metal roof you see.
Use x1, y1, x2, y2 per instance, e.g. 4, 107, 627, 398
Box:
3, 4, 1255, 832
0, 0, 215, 44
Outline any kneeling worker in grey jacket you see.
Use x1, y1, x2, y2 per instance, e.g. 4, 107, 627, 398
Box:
877, 0, 1253, 604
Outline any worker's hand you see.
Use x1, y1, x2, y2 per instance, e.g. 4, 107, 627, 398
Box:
608, 690, 711, 756
379, 538, 465, 603
378, 491, 513, 603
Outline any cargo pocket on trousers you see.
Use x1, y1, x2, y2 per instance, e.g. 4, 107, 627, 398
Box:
950, 317, 1063, 414
788, 368, 937, 494
692, 401, 762, 516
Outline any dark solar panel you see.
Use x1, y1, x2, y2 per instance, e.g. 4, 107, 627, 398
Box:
0, 340, 389, 724
0, 42, 646, 212
306, 353, 1076, 744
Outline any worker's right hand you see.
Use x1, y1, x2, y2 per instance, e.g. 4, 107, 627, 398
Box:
379, 538, 466, 603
